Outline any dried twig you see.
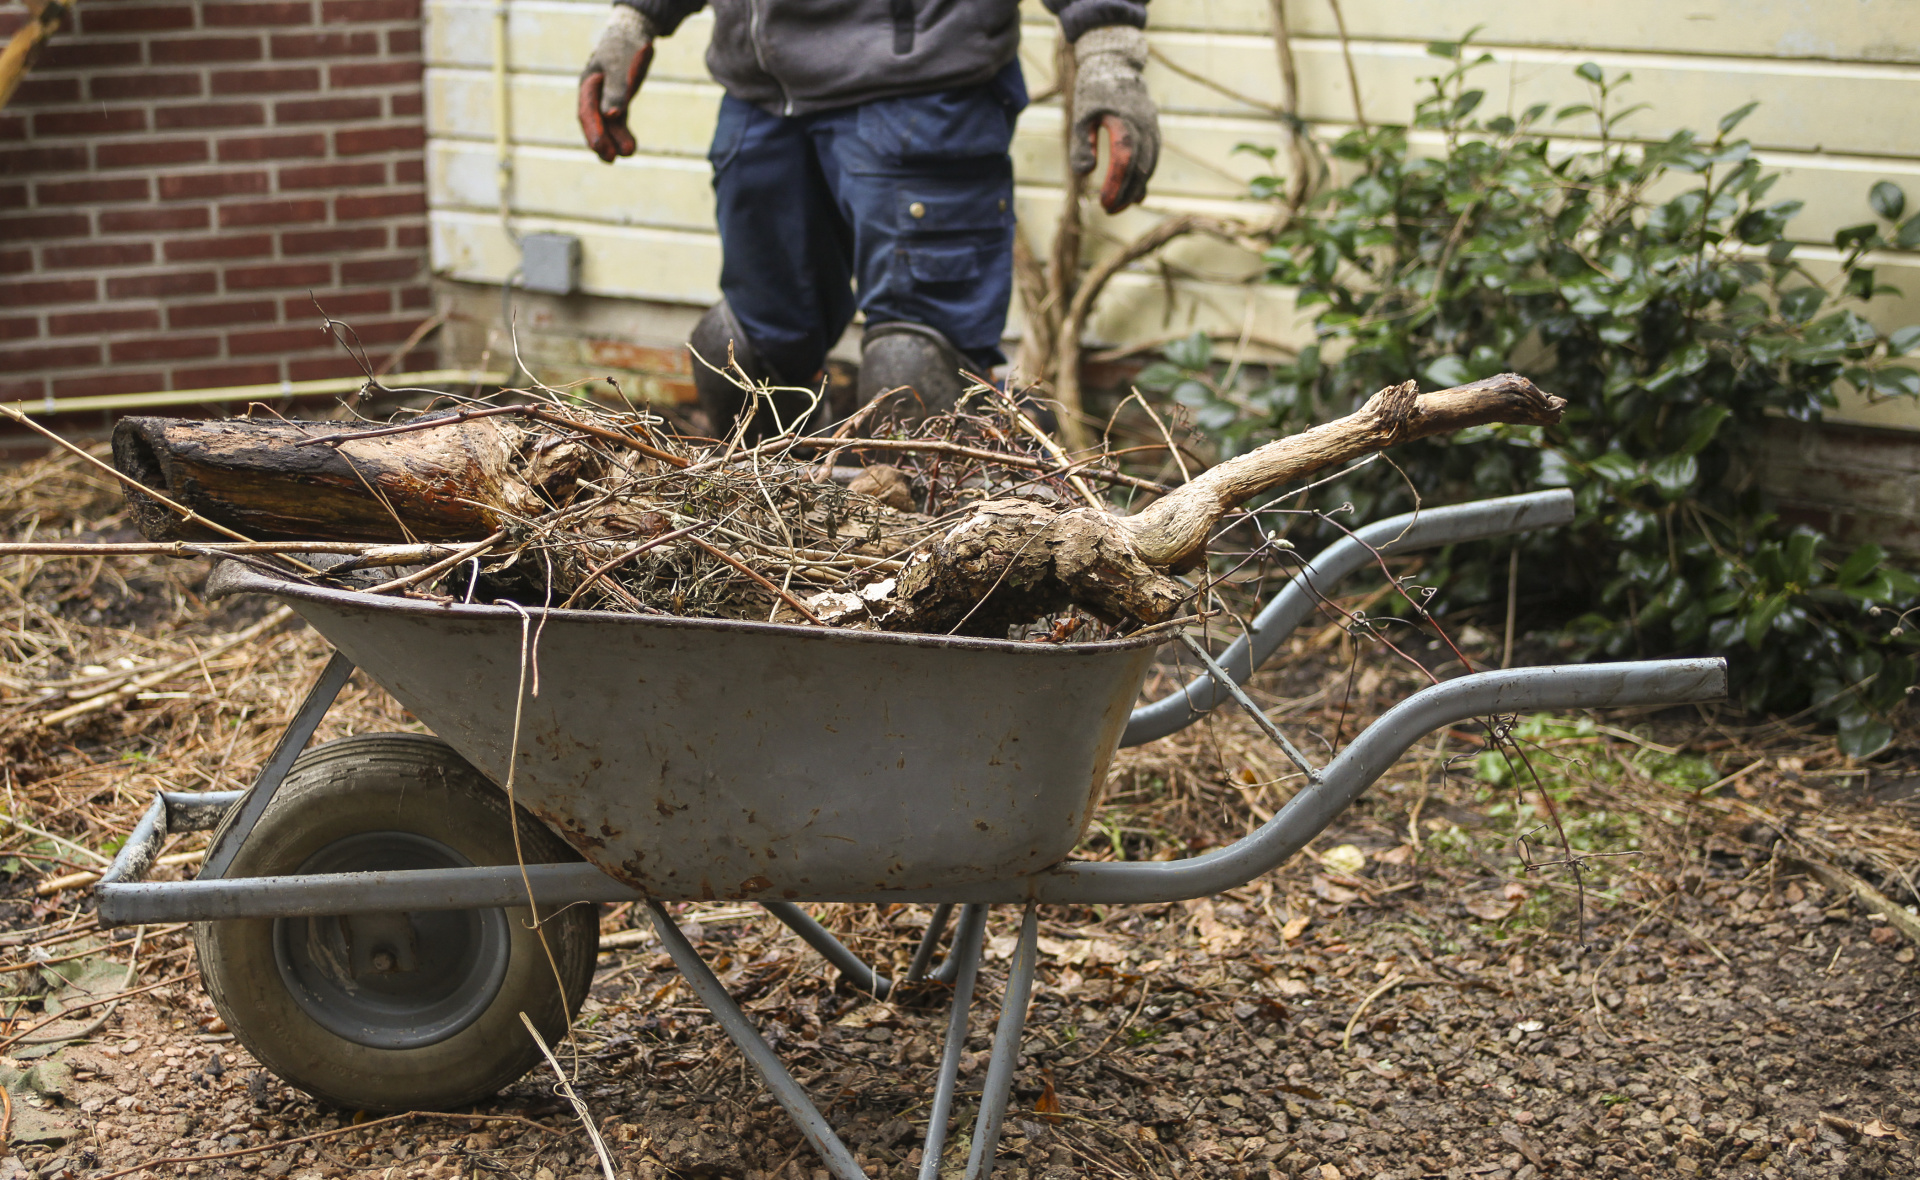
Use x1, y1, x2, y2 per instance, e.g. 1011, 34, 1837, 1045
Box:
520, 1011, 620, 1180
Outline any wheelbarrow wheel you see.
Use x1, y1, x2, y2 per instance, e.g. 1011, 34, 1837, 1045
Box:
193, 733, 599, 1111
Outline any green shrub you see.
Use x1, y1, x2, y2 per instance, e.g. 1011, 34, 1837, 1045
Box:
1139, 34, 1920, 756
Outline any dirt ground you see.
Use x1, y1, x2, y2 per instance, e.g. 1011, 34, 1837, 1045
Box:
1, 450, 1918, 1180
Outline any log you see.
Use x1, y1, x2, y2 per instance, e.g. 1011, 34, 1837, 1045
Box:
112, 414, 598, 543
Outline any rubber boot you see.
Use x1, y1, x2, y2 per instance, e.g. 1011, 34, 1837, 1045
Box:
855, 321, 982, 423
688, 301, 815, 443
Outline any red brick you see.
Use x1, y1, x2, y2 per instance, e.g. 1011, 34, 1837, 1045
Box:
278, 161, 383, 189
225, 261, 331, 289
217, 132, 326, 162
151, 36, 266, 65
393, 223, 426, 248
387, 27, 420, 54
393, 157, 423, 185
211, 66, 320, 94
219, 198, 325, 227
288, 356, 371, 381
0, 279, 96, 308
167, 299, 279, 327
0, 316, 39, 342
172, 362, 280, 387
101, 206, 211, 233
107, 270, 219, 299
327, 61, 416, 87
398, 290, 431, 313
158, 170, 269, 199
0, 377, 48, 400
334, 124, 421, 156
229, 325, 327, 354
0, 250, 28, 275
275, 95, 380, 122
51, 371, 165, 398
341, 256, 418, 283
289, 288, 387, 317
204, 1, 313, 25
37, 177, 148, 204
335, 191, 421, 220
81, 5, 194, 33
155, 102, 267, 130
33, 107, 147, 136
43, 242, 156, 269
0, 114, 24, 141
281, 225, 384, 254
97, 139, 210, 169
111, 334, 222, 362
392, 346, 437, 369
166, 233, 272, 261
0, 185, 22, 210
38, 40, 145, 70
13, 77, 82, 104
270, 31, 377, 58
91, 73, 202, 101
0, 343, 101, 370
0, 212, 90, 238
339, 318, 418, 344
320, 0, 417, 19
389, 91, 423, 117
0, 145, 89, 172
49, 309, 163, 336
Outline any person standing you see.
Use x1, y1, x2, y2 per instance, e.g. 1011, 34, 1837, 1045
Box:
578, 0, 1161, 438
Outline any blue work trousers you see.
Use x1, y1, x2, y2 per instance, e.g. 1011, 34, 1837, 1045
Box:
709, 62, 1026, 382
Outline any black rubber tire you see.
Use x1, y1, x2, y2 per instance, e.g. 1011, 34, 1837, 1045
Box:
193, 733, 598, 1111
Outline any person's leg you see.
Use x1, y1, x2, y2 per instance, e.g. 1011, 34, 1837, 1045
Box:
704, 94, 857, 436
812, 62, 1026, 413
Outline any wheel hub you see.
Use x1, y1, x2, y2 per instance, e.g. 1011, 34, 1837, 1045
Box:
273, 832, 510, 1050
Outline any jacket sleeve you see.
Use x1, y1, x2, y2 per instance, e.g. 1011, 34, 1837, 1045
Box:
614, 0, 705, 36
1044, 0, 1146, 42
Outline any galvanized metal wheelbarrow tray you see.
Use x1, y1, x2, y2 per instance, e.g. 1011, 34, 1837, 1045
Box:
93, 490, 1725, 1179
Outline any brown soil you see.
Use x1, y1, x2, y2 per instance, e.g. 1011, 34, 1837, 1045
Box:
0, 449, 1915, 1180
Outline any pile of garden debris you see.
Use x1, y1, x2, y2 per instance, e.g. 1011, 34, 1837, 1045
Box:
63, 372, 1564, 638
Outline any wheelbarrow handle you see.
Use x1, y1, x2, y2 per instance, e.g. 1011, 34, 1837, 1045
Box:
1121, 489, 1576, 747
1050, 655, 1726, 904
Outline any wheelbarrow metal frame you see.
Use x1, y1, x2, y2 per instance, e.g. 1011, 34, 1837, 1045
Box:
90, 489, 1728, 1180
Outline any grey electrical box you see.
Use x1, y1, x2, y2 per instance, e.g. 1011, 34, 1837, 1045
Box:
520, 232, 581, 295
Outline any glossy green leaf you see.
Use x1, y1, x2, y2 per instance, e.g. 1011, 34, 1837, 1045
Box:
1870, 180, 1907, 222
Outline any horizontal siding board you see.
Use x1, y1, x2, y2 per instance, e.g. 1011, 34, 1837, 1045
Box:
1018, 0, 1920, 63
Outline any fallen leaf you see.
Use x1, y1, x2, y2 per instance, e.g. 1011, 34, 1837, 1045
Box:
1322, 843, 1368, 876
1280, 914, 1311, 943
1273, 978, 1311, 997
1313, 875, 1360, 905
1034, 1072, 1062, 1125
1860, 1118, 1906, 1140
1464, 894, 1518, 921
1501, 881, 1529, 901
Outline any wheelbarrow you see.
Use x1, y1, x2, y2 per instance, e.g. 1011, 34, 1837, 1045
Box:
92, 489, 1725, 1179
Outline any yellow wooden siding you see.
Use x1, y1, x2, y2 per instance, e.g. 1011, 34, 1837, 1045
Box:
427, 0, 1920, 421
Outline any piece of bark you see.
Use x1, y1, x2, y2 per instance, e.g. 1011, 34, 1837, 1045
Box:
112, 414, 595, 543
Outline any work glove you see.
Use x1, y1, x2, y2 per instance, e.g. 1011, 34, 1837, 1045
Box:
1069, 25, 1159, 214
578, 5, 655, 162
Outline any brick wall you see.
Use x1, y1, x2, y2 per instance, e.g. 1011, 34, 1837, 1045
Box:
0, 0, 436, 404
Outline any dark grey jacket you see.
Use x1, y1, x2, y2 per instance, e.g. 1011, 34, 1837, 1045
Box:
617, 0, 1146, 115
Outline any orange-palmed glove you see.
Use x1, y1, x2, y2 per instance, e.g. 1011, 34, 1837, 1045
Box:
1068, 26, 1160, 214
578, 5, 655, 162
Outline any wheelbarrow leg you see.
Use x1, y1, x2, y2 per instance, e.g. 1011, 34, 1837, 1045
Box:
933, 903, 985, 985
763, 901, 893, 998
904, 902, 954, 985
963, 904, 1039, 1180
646, 900, 870, 1180
198, 650, 355, 881
916, 903, 988, 1180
